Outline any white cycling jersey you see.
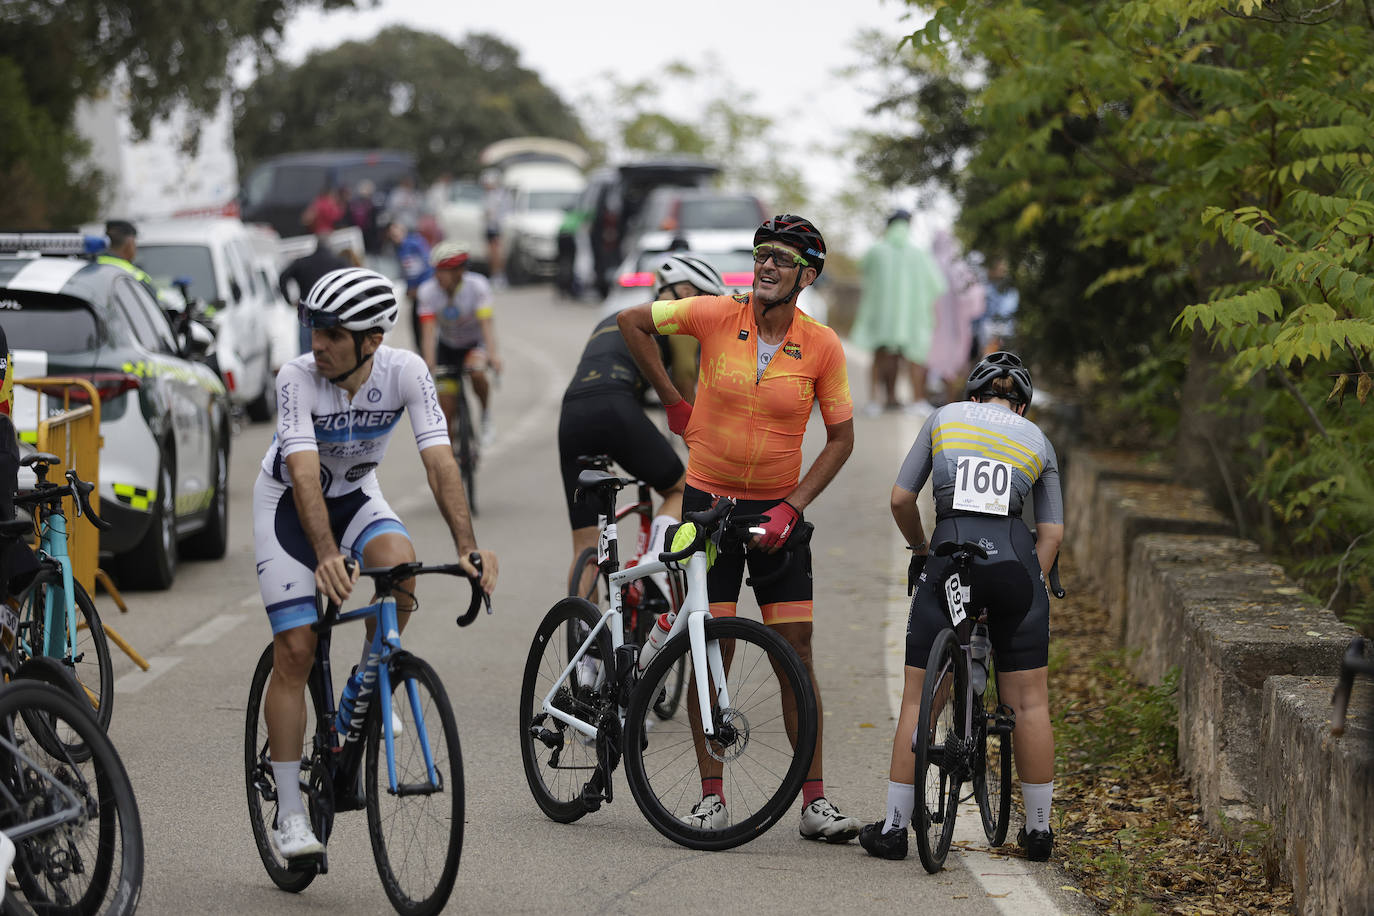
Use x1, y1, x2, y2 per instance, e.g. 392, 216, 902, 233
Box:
260, 345, 450, 497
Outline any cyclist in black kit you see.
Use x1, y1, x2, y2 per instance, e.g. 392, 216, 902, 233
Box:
557, 254, 724, 595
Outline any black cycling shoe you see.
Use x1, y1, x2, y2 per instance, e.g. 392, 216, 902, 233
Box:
859, 819, 908, 860
1017, 826, 1054, 861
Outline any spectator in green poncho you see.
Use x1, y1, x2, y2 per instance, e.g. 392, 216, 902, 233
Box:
850, 210, 947, 418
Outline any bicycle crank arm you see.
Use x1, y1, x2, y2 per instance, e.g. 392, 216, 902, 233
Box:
390, 779, 444, 797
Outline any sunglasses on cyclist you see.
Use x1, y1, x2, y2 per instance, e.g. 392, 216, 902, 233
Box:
298, 303, 345, 329
752, 244, 809, 270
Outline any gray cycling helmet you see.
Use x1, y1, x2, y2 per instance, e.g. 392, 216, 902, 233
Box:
302, 267, 399, 333
655, 254, 726, 298
965, 350, 1033, 407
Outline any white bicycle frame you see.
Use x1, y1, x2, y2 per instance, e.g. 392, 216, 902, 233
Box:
539, 532, 730, 739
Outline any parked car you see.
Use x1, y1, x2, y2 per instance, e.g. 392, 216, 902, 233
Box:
600, 229, 829, 326
501, 166, 585, 285
238, 149, 416, 240
621, 189, 767, 259
0, 234, 233, 590
135, 218, 278, 421
573, 158, 722, 299
435, 180, 488, 268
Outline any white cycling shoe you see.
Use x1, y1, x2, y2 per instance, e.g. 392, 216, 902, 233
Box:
799, 797, 861, 843
274, 813, 324, 860
680, 794, 728, 830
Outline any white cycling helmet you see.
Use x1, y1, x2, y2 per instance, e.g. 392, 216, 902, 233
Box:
301, 267, 399, 333
655, 254, 725, 298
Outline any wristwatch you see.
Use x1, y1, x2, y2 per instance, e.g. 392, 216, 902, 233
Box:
908, 541, 928, 554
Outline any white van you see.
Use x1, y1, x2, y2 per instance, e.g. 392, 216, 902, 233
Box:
136, 218, 277, 421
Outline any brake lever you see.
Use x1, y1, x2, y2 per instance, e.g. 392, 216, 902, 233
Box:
65, 470, 112, 530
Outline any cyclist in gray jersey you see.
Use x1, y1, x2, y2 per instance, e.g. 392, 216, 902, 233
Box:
860, 351, 1065, 863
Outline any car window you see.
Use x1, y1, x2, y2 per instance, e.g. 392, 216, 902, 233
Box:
678, 198, 764, 231
267, 165, 330, 207
228, 241, 258, 303
450, 183, 485, 204
111, 279, 177, 354
526, 190, 581, 211
138, 244, 217, 303
0, 290, 101, 353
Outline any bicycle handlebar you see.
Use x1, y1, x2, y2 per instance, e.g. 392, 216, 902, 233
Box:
314, 554, 491, 632
656, 499, 813, 588
13, 459, 112, 531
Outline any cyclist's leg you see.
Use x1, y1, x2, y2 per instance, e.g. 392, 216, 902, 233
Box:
609, 396, 685, 585
464, 346, 491, 417
339, 487, 416, 657
558, 400, 605, 600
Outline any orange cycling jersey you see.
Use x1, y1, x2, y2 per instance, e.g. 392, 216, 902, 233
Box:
652, 293, 852, 500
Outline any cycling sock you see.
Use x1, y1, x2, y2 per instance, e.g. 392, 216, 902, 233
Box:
702, 777, 723, 805
271, 759, 306, 819
647, 513, 678, 555
1022, 780, 1053, 832
882, 780, 915, 832
802, 779, 825, 806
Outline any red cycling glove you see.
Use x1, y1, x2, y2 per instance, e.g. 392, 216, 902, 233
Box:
757, 500, 802, 551
664, 399, 693, 435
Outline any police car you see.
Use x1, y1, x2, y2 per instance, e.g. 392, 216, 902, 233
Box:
0, 233, 232, 590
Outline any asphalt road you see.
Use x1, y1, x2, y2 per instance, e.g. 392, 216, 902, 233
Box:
90, 284, 1092, 914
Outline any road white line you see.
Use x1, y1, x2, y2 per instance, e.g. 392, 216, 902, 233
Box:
239, 593, 263, 607
881, 408, 1064, 915
176, 613, 248, 646
114, 656, 183, 694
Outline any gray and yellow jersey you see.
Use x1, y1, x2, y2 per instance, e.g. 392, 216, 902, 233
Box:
895, 401, 1063, 525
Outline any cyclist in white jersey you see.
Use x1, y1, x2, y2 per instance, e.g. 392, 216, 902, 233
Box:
253, 267, 498, 861
417, 242, 501, 445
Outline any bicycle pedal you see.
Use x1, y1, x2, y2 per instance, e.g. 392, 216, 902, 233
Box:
287, 851, 327, 875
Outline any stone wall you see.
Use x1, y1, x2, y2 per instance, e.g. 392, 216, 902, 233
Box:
1071, 449, 1370, 914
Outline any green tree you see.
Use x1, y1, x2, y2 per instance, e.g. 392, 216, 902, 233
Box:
233, 28, 587, 181
875, 0, 1374, 625
1, 0, 352, 226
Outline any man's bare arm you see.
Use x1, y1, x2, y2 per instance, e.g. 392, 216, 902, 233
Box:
419, 444, 498, 592
618, 304, 683, 406
786, 418, 854, 512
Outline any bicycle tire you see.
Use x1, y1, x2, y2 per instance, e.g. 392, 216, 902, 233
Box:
914, 627, 967, 873
17, 569, 113, 732
0, 679, 143, 916
565, 547, 609, 659
243, 643, 324, 894
519, 598, 613, 823
365, 653, 463, 916
12, 656, 92, 763
453, 386, 478, 518
974, 657, 1014, 846
622, 617, 817, 851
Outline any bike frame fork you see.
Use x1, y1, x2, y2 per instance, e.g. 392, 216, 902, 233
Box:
35, 510, 75, 661
540, 551, 727, 739
330, 597, 441, 792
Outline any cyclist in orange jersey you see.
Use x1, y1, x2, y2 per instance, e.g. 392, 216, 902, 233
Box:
618, 215, 860, 843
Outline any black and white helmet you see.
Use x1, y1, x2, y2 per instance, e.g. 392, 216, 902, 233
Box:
301, 267, 399, 333
655, 254, 725, 298
964, 350, 1033, 407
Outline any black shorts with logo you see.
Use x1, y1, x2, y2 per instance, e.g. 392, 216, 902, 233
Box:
558, 393, 685, 529
906, 514, 1049, 672
681, 485, 813, 615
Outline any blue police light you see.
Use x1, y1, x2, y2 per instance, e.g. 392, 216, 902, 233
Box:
0, 232, 108, 256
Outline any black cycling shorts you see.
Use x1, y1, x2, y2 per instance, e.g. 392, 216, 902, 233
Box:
558, 394, 685, 529
681, 485, 813, 624
905, 515, 1049, 672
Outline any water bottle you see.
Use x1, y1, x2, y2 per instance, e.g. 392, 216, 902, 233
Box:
337, 666, 364, 736
636, 611, 676, 673
969, 623, 991, 695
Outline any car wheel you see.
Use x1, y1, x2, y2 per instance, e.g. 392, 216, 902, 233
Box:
246, 375, 276, 423
506, 241, 529, 286
182, 431, 229, 560
116, 456, 178, 590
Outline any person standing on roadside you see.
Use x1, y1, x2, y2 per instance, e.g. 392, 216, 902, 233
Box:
618, 214, 863, 844
388, 218, 432, 350
926, 229, 985, 402
850, 209, 947, 418
280, 235, 349, 356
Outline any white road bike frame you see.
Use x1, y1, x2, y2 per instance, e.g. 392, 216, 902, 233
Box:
539, 537, 728, 740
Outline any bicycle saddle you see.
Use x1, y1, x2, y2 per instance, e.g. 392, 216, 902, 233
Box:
20, 453, 59, 468
575, 469, 631, 496
934, 540, 990, 559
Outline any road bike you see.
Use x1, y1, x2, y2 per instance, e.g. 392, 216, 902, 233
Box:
435, 366, 479, 517
244, 557, 490, 916
567, 454, 686, 719
0, 527, 143, 916
911, 539, 1066, 872
8, 453, 114, 739
520, 474, 818, 851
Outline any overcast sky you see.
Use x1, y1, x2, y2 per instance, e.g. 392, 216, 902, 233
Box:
277, 0, 949, 249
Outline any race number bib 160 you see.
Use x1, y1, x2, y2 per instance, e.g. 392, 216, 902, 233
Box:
952, 456, 1013, 516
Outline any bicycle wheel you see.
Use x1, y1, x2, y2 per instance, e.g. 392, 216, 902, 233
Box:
565, 546, 608, 659
18, 568, 113, 731
453, 388, 478, 517
12, 656, 92, 763
519, 598, 613, 823
913, 627, 968, 873
0, 679, 143, 916
243, 643, 325, 894
365, 653, 462, 916
975, 656, 1014, 846
622, 617, 817, 851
